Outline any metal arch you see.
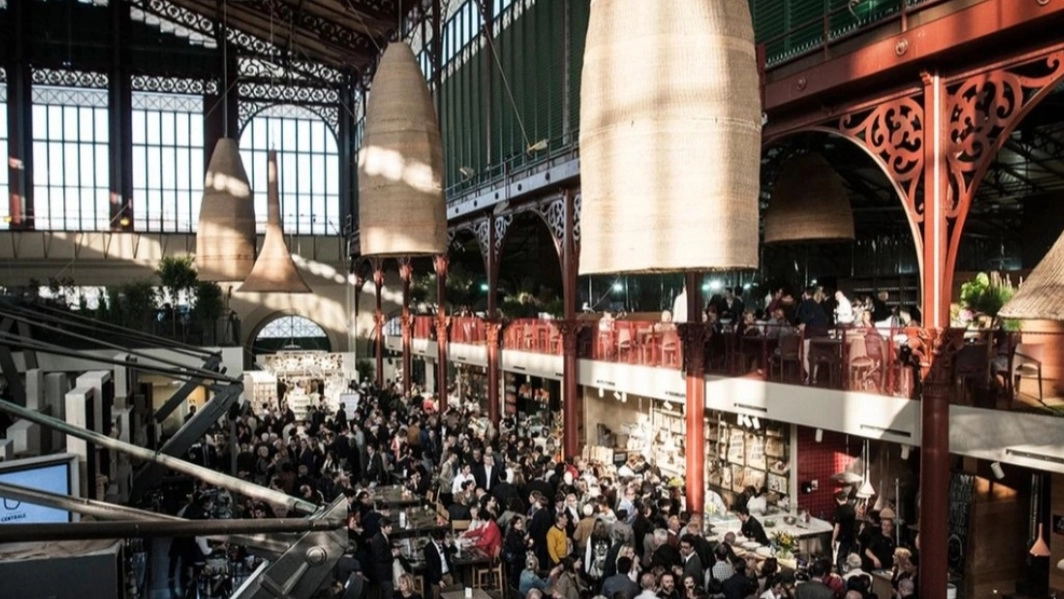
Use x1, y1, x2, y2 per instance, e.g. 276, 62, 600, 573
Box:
237, 100, 342, 145
761, 123, 926, 280
942, 48, 1064, 284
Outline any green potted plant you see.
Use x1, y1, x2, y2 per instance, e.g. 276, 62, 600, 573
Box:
959, 271, 1015, 329
193, 281, 226, 345
156, 256, 197, 336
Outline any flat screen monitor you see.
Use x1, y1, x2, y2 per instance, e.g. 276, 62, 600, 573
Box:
0, 453, 80, 524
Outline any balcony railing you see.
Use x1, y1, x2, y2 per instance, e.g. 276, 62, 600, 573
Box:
451, 316, 487, 344
585, 319, 684, 370
501, 318, 563, 355
759, 0, 944, 68
381, 314, 1063, 415
413, 315, 435, 340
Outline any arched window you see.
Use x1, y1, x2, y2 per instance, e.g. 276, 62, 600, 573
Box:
131, 91, 204, 231
254, 315, 330, 353
240, 105, 340, 236
31, 86, 110, 230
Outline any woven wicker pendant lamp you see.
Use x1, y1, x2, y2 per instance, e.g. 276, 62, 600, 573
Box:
358, 41, 447, 257
196, 138, 256, 281
578, 0, 763, 274
764, 153, 855, 244
239, 151, 311, 293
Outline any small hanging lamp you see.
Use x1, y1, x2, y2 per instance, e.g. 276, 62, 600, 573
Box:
196, 138, 256, 281
357, 41, 447, 257
764, 153, 855, 244
239, 151, 311, 294
578, 0, 763, 275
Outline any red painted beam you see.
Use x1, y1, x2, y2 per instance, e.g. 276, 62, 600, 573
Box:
765, 0, 1064, 112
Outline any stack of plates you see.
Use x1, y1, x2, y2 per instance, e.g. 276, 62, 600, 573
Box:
742, 541, 762, 550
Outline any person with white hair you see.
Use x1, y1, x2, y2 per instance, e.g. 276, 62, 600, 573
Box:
841, 553, 869, 581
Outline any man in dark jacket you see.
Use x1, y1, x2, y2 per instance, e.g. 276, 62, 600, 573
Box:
721, 560, 755, 599
369, 518, 398, 599
422, 530, 454, 599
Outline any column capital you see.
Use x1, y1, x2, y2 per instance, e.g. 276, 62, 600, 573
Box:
484, 319, 503, 345
398, 257, 414, 281
677, 322, 712, 373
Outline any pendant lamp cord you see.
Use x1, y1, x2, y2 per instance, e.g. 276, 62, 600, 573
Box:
223, 0, 229, 134
473, 0, 534, 153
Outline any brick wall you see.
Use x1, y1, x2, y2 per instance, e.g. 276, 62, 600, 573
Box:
795, 426, 859, 520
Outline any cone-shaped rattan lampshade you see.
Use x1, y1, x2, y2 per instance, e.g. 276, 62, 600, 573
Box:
578, 0, 762, 275
1001, 231, 1064, 320
196, 138, 256, 281
357, 41, 446, 257
239, 151, 311, 294
764, 153, 855, 244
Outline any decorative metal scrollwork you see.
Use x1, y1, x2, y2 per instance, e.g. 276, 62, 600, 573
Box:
238, 95, 340, 137
492, 215, 512, 255
474, 219, 491, 263
130, 75, 218, 95
838, 97, 925, 220
537, 198, 566, 253
945, 50, 1064, 216
31, 68, 109, 89
572, 194, 581, 244
143, 0, 215, 36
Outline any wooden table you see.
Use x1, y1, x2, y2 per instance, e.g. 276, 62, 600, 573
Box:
366, 485, 424, 508
442, 589, 493, 599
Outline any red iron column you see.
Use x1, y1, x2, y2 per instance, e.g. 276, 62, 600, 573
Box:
434, 254, 450, 409
919, 329, 963, 599
399, 258, 413, 395
561, 192, 582, 459
682, 271, 707, 516
373, 259, 385, 389
485, 321, 502, 426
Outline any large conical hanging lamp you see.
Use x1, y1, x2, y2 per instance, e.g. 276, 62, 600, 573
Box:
196, 138, 256, 281
764, 153, 855, 244
357, 41, 446, 257
578, 0, 762, 275
239, 151, 311, 293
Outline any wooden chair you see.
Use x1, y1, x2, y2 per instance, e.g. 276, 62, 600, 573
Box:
473, 546, 504, 590
451, 519, 471, 534
996, 342, 1045, 404
770, 334, 801, 382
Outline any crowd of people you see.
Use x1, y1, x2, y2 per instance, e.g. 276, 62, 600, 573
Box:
169, 381, 919, 599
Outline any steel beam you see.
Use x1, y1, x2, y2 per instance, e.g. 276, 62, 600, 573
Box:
132, 381, 241, 502
0, 517, 343, 544
231, 497, 350, 599
0, 399, 318, 515
0, 480, 296, 557
764, 0, 1064, 113
153, 353, 224, 422
0, 318, 26, 405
